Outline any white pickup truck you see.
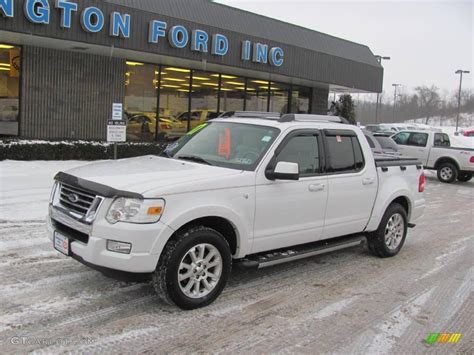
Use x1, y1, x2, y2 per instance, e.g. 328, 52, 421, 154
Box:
48, 115, 425, 309
391, 130, 474, 183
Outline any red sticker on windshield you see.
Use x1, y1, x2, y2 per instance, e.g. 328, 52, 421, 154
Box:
218, 128, 231, 159
336, 135, 342, 143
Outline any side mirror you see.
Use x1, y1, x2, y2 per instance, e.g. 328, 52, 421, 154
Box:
267, 161, 300, 181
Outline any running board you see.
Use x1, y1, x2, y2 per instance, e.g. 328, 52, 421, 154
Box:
237, 235, 366, 269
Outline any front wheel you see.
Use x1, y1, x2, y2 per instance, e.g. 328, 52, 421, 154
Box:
437, 162, 458, 183
457, 172, 472, 182
153, 226, 232, 310
367, 203, 408, 258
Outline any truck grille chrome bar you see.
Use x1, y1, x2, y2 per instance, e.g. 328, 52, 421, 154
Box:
55, 183, 103, 223
59, 183, 96, 216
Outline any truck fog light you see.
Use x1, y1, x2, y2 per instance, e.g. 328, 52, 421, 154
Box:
107, 240, 132, 254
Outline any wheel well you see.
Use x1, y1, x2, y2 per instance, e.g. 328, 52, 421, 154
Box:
434, 157, 459, 171
175, 217, 238, 255
391, 196, 410, 216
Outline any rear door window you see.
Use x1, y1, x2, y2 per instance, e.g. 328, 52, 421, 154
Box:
325, 133, 365, 173
434, 133, 450, 147
407, 133, 428, 147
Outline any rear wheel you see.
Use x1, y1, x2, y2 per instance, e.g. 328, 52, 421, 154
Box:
367, 203, 408, 258
152, 226, 232, 310
437, 162, 458, 183
457, 172, 472, 182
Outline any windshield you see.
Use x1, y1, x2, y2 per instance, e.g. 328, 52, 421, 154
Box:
164, 122, 280, 171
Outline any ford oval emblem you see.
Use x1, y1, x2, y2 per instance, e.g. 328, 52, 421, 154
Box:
67, 193, 79, 203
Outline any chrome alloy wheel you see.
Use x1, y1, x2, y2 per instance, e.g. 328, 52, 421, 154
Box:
384, 213, 404, 250
178, 243, 223, 299
440, 166, 453, 181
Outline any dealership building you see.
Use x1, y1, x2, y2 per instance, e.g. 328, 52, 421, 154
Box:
0, 0, 383, 141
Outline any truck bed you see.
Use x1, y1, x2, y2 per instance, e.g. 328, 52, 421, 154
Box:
374, 155, 422, 168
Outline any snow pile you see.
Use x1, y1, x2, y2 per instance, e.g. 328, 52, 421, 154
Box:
405, 113, 474, 128
0, 161, 93, 221
0, 140, 163, 147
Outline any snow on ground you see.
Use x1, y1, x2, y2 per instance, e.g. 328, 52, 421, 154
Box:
0, 161, 94, 221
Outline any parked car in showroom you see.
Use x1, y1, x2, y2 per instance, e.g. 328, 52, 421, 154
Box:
126, 112, 186, 140
48, 114, 425, 309
392, 130, 474, 183
176, 110, 220, 129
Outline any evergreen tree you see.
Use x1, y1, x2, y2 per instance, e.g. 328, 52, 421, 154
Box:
335, 94, 356, 124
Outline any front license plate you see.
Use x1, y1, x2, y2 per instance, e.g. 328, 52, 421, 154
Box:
54, 232, 70, 256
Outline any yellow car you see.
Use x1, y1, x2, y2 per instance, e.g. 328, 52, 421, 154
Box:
175, 110, 219, 130
126, 113, 186, 141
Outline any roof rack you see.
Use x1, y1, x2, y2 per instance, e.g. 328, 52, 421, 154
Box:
218, 111, 281, 119
279, 114, 350, 124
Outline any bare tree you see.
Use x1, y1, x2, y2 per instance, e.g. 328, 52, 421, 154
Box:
414, 85, 441, 124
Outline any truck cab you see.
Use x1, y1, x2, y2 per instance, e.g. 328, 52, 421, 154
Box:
392, 130, 474, 183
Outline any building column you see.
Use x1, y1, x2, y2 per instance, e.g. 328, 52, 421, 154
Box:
310, 87, 329, 115
20, 46, 126, 140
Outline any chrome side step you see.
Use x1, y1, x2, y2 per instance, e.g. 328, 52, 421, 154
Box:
238, 235, 366, 269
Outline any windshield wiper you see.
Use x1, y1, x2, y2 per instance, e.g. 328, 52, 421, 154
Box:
176, 155, 213, 166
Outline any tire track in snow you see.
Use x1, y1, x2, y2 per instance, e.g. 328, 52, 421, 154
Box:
0, 237, 51, 251
416, 235, 472, 280
0, 284, 149, 333
1, 271, 97, 297
342, 287, 436, 355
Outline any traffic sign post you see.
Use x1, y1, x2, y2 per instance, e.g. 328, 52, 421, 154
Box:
108, 103, 126, 159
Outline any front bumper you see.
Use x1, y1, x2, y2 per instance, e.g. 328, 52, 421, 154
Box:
47, 206, 175, 273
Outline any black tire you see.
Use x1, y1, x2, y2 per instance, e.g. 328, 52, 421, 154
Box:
457, 172, 472, 182
437, 162, 458, 183
367, 203, 408, 258
152, 225, 232, 310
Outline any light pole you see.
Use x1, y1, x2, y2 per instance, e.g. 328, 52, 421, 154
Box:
455, 69, 470, 132
392, 83, 402, 122
374, 55, 390, 123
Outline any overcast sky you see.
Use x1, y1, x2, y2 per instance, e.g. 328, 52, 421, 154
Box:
215, 0, 473, 98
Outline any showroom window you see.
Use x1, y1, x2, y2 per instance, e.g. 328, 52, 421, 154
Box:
187, 70, 219, 130
0, 44, 20, 136
219, 75, 246, 113
245, 79, 269, 112
158, 66, 191, 138
269, 82, 290, 114
290, 86, 311, 113
124, 61, 158, 141
123, 60, 314, 141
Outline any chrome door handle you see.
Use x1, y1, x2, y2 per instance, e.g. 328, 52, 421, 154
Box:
362, 178, 375, 185
309, 184, 325, 192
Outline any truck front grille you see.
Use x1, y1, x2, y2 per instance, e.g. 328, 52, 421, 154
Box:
59, 183, 96, 217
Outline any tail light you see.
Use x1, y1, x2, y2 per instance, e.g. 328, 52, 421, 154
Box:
470, 156, 474, 163
160, 124, 172, 130
419, 172, 426, 193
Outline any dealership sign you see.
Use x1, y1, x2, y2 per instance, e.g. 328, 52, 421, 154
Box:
0, 0, 285, 66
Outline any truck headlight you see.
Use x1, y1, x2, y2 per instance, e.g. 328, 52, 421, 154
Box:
106, 197, 165, 224
49, 181, 59, 204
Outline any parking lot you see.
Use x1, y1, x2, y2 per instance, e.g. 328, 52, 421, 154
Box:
0, 161, 472, 354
